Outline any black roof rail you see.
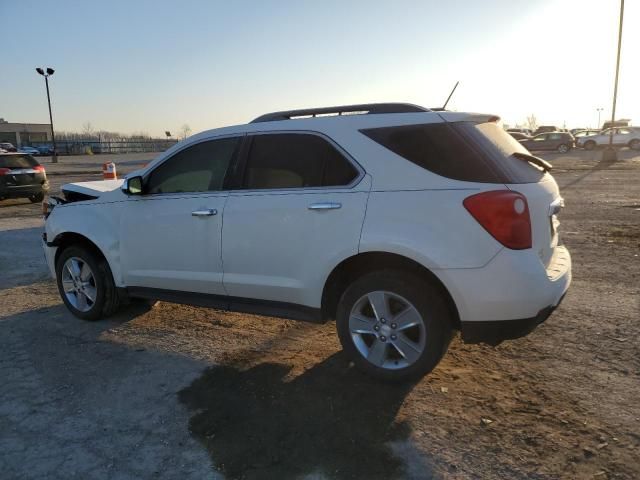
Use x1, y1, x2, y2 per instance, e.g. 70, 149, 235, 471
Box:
249, 103, 430, 123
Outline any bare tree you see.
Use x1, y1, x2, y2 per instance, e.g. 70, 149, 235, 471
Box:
180, 124, 192, 140
524, 114, 538, 132
82, 122, 94, 136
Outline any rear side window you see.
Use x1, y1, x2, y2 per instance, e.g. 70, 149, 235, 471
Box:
242, 133, 358, 189
146, 137, 239, 194
361, 123, 504, 183
361, 121, 545, 184
0, 154, 38, 169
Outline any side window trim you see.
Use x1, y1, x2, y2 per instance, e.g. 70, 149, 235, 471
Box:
231, 130, 365, 193
142, 134, 244, 197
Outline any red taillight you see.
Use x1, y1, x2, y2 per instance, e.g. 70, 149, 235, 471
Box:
34, 165, 45, 172
463, 190, 532, 250
0, 167, 10, 176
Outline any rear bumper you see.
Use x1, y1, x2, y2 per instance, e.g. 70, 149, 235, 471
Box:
437, 245, 571, 343
0, 183, 49, 199
460, 293, 566, 345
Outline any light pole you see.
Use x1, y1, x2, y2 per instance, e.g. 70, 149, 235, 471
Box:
596, 108, 603, 129
36, 67, 58, 163
603, 0, 624, 161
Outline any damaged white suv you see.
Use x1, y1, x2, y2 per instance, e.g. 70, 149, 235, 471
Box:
43, 103, 571, 381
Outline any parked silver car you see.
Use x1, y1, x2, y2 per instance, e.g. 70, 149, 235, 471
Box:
576, 127, 640, 150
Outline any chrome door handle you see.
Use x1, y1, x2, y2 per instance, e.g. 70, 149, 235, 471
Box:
191, 209, 217, 217
308, 202, 342, 211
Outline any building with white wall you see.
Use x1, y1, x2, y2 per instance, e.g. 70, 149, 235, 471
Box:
0, 120, 52, 147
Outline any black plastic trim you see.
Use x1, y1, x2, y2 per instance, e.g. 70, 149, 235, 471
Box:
126, 287, 324, 323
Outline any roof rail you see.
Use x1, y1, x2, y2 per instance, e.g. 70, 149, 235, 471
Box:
249, 103, 429, 123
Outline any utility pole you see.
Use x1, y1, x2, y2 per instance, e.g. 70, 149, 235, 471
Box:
36, 67, 58, 163
604, 0, 624, 161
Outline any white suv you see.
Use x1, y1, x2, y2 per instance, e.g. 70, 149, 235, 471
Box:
576, 127, 640, 150
42, 103, 571, 381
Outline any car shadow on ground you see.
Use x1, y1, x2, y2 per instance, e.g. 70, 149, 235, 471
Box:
179, 352, 430, 480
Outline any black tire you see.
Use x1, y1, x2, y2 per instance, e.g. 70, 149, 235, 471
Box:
29, 192, 45, 203
557, 143, 569, 153
55, 245, 120, 321
336, 269, 453, 382
629, 139, 640, 151
584, 140, 596, 151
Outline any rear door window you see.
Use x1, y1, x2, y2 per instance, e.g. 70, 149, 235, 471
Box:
361, 121, 545, 184
242, 133, 358, 189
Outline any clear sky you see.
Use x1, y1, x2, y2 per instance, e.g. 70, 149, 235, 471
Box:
1, 0, 638, 136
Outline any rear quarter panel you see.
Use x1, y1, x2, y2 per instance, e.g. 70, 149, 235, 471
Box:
359, 189, 503, 269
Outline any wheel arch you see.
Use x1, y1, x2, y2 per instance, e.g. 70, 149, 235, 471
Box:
51, 232, 112, 275
321, 251, 460, 328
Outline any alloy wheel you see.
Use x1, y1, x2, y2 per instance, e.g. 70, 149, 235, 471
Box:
61, 257, 97, 312
349, 291, 426, 370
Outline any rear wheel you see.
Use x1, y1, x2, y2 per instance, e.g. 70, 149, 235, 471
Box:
557, 143, 569, 153
629, 139, 640, 151
29, 192, 44, 203
584, 140, 596, 151
55, 245, 120, 321
336, 270, 453, 382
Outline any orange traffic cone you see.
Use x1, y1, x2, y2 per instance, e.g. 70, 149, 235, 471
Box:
102, 162, 117, 180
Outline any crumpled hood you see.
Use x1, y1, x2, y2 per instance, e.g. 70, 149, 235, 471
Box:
61, 179, 124, 197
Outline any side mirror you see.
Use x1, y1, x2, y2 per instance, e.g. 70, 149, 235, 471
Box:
121, 176, 144, 195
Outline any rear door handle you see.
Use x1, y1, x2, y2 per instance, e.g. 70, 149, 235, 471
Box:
308, 202, 342, 211
191, 209, 217, 217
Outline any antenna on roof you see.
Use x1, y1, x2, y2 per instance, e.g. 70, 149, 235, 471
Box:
442, 81, 459, 109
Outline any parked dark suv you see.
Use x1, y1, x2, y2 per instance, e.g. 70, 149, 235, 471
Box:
519, 132, 574, 153
0, 153, 49, 203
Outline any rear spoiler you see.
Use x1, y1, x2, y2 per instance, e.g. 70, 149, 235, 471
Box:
436, 112, 501, 124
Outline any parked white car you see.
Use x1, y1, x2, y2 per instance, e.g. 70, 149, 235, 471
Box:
576, 127, 640, 150
42, 103, 571, 381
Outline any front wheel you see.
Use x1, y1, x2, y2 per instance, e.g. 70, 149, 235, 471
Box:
336, 270, 453, 382
55, 245, 120, 321
557, 143, 569, 153
584, 140, 596, 151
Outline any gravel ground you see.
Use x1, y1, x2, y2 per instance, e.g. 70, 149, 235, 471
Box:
1, 150, 638, 479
